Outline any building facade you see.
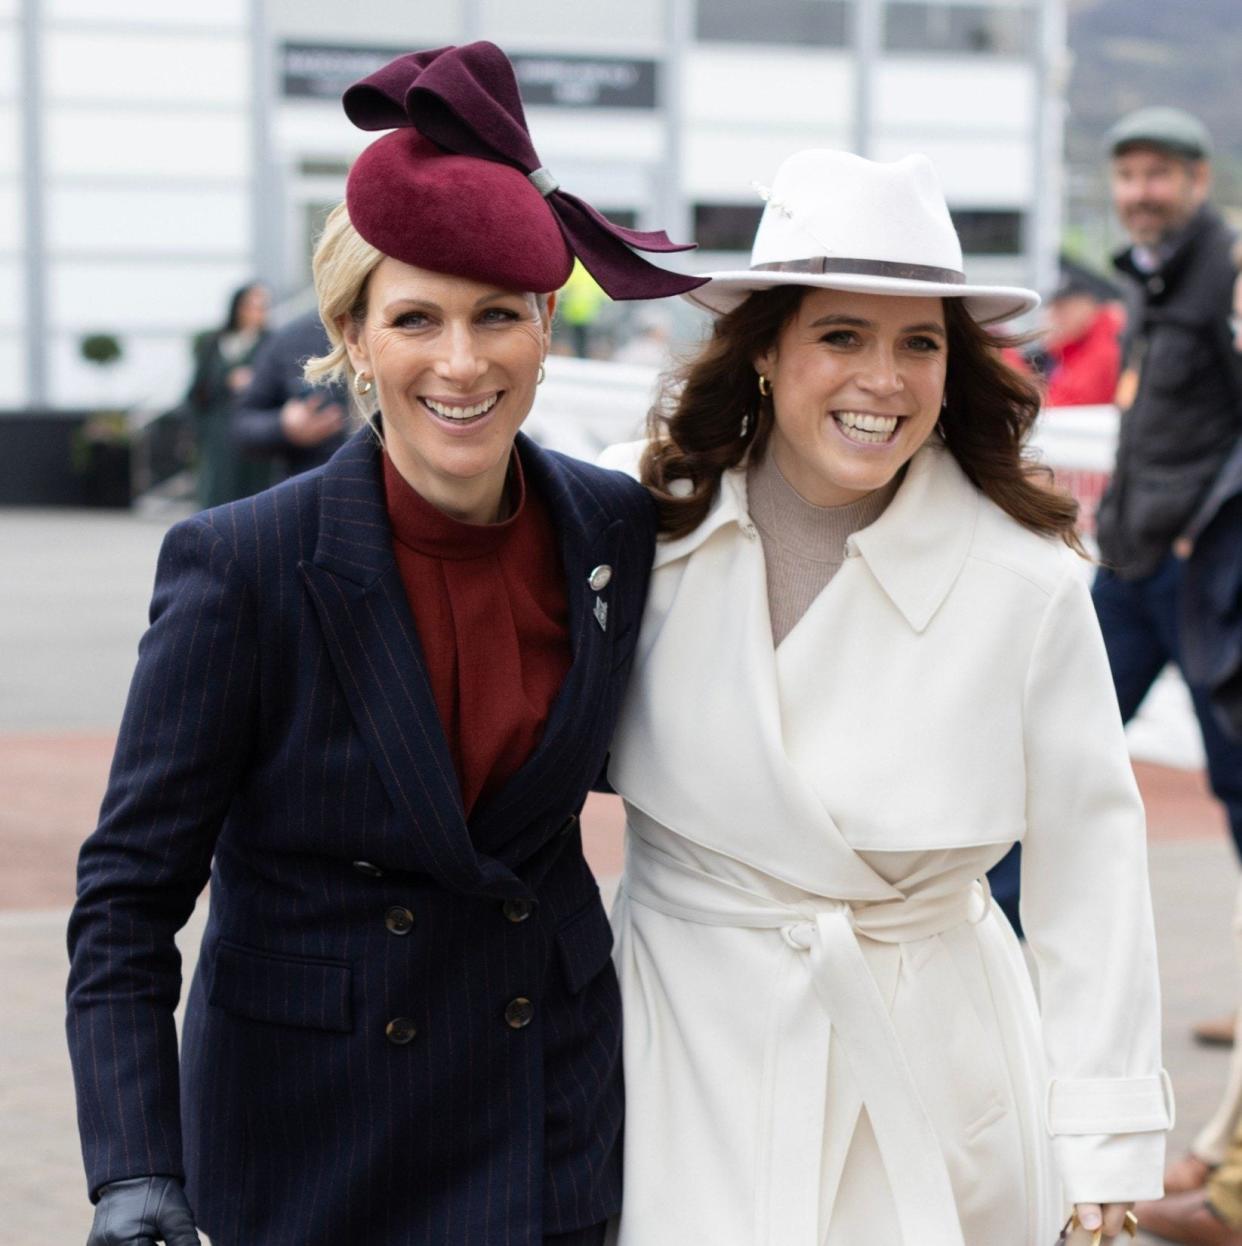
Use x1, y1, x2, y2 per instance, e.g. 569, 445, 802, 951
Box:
4, 0, 1064, 412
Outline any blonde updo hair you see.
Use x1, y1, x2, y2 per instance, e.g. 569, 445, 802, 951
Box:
304, 202, 385, 419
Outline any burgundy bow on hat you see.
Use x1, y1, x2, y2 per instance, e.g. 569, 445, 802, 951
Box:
343, 42, 706, 300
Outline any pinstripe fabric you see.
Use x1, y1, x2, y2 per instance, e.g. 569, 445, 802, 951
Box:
66, 428, 655, 1246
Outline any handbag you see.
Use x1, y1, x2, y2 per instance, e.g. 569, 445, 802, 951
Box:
1056, 1209, 1139, 1245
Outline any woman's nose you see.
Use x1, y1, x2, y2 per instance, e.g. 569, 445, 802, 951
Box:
857, 350, 904, 395
435, 323, 486, 386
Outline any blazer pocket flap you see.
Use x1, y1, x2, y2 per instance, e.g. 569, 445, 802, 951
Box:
556, 899, 614, 995
209, 940, 353, 1033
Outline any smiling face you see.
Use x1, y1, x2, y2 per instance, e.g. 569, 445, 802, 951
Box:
342, 258, 553, 523
754, 288, 947, 508
1110, 146, 1209, 248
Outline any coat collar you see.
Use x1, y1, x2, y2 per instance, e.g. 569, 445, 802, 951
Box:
655, 440, 979, 633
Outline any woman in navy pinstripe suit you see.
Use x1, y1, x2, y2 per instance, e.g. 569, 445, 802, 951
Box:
66, 44, 704, 1246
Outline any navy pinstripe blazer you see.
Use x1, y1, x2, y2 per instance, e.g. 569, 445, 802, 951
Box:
66, 427, 656, 1246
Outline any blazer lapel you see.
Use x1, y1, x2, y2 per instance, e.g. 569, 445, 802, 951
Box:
468, 436, 619, 858
299, 431, 510, 894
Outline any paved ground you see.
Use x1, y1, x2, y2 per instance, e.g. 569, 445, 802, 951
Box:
2, 506, 1237, 1244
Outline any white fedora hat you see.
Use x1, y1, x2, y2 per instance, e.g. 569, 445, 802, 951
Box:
686, 149, 1039, 325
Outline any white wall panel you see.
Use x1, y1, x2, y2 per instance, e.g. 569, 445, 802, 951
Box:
46, 0, 246, 25
872, 133, 1031, 204
46, 110, 249, 178
874, 60, 1034, 132
0, 335, 26, 407
0, 183, 21, 251
527, 109, 663, 166
49, 260, 253, 334
0, 102, 19, 175
48, 186, 250, 254
0, 26, 18, 102
274, 103, 367, 160
47, 331, 197, 409
44, 31, 249, 105
0, 256, 21, 328
267, 0, 460, 42
479, 0, 663, 50
685, 126, 853, 199
687, 49, 853, 125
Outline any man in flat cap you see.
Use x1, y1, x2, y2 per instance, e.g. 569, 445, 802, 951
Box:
1095, 108, 1242, 1244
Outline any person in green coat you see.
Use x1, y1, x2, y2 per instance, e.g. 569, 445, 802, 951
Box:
186, 282, 272, 508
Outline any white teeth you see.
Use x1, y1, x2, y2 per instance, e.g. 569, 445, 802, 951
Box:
424, 394, 499, 420
834, 411, 898, 444
836, 411, 898, 432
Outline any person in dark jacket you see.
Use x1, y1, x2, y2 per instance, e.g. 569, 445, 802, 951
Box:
185, 281, 273, 507
232, 307, 349, 479
1092, 107, 1242, 860
66, 41, 704, 1246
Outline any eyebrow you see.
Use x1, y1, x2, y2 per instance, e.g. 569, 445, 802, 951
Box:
808, 314, 945, 335
381, 291, 527, 315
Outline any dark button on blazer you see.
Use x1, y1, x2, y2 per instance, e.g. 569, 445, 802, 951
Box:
66, 427, 656, 1245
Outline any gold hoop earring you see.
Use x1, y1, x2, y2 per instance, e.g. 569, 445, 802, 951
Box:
757, 374, 771, 398
354, 372, 373, 396
537, 362, 546, 385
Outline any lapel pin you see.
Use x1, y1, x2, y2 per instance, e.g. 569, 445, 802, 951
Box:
593, 596, 608, 632
588, 564, 612, 591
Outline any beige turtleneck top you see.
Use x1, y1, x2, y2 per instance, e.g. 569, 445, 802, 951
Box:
747, 450, 900, 647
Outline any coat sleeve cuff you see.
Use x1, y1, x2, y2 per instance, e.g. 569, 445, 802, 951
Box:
1046, 1070, 1175, 1134
1052, 1132, 1168, 1203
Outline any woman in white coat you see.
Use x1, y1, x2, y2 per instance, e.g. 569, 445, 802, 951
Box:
600, 150, 1173, 1246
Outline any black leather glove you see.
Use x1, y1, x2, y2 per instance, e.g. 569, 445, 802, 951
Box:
87, 1176, 202, 1246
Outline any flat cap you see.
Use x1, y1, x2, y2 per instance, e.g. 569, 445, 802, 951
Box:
1106, 106, 1212, 160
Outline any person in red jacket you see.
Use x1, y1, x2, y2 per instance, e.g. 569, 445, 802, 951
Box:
1043, 258, 1125, 408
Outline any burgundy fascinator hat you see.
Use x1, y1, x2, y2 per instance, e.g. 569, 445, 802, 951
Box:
343, 42, 706, 300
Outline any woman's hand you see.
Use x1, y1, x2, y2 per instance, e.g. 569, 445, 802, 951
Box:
1074, 1202, 1136, 1238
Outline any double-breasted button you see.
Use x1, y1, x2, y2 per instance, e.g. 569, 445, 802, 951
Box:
503, 898, 534, 924
352, 860, 384, 878
504, 997, 535, 1029
385, 906, 415, 935
588, 564, 612, 591
385, 1017, 418, 1045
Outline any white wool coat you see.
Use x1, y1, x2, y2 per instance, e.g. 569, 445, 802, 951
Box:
599, 439, 1172, 1246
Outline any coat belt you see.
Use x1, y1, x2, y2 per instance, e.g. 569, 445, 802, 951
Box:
622, 812, 990, 1246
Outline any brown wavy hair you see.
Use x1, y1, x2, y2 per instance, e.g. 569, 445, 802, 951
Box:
640, 288, 1084, 554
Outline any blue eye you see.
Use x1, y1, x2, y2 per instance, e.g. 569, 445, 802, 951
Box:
820, 329, 857, 347
392, 311, 429, 329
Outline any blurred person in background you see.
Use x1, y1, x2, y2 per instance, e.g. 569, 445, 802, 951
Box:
185, 280, 272, 508
1041, 256, 1124, 408
1137, 241, 1242, 1246
232, 306, 350, 479
65, 41, 702, 1246
559, 259, 608, 358
1091, 106, 1242, 1046
612, 306, 674, 368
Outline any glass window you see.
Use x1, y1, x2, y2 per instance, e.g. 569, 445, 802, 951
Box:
950, 209, 1023, 254
697, 0, 852, 47
693, 203, 763, 252
884, 4, 1034, 55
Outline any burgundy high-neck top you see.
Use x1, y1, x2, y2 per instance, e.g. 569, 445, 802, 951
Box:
383, 451, 571, 817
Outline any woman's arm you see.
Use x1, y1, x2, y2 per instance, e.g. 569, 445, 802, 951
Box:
66, 516, 259, 1199
1019, 564, 1173, 1207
